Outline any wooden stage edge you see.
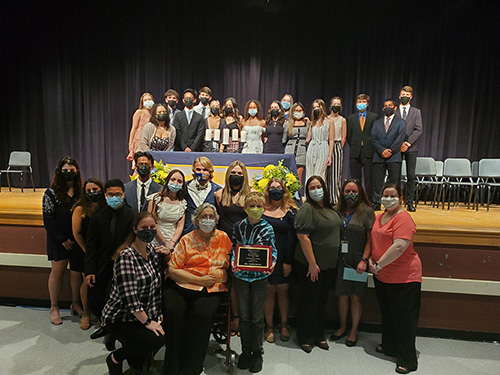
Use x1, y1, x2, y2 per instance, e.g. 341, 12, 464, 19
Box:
1, 188, 499, 247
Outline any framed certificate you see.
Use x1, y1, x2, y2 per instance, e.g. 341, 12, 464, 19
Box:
234, 244, 272, 272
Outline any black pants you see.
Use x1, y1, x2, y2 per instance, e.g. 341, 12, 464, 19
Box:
373, 161, 401, 204
295, 261, 335, 346
374, 278, 421, 370
350, 154, 373, 202
163, 280, 222, 375
105, 321, 165, 370
87, 262, 113, 320
402, 151, 417, 204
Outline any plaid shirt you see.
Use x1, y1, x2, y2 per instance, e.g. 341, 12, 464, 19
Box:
231, 218, 277, 282
102, 244, 162, 325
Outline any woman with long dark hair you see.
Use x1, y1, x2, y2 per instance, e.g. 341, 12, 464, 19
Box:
294, 175, 341, 353
43, 156, 82, 325
241, 100, 266, 154
263, 100, 285, 154
220, 97, 243, 153
72, 178, 106, 330
139, 103, 176, 152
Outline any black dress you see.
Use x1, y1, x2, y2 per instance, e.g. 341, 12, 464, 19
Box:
335, 207, 375, 297
263, 210, 296, 285
202, 118, 225, 152
263, 120, 285, 154
217, 199, 246, 238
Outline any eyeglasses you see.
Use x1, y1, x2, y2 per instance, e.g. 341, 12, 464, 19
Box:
199, 214, 216, 220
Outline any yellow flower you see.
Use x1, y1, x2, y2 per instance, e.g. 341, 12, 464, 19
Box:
264, 164, 275, 174
257, 178, 270, 191
285, 173, 296, 182
129, 174, 138, 181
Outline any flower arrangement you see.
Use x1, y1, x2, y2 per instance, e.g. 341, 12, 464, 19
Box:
252, 160, 302, 196
129, 160, 171, 185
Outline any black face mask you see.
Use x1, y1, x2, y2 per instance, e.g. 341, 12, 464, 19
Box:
313, 108, 321, 118
157, 113, 168, 122
136, 165, 151, 177
200, 97, 209, 105
331, 105, 341, 113
400, 96, 410, 105
61, 171, 77, 181
383, 107, 395, 116
229, 174, 244, 188
224, 107, 234, 115
270, 109, 280, 117
136, 228, 157, 243
269, 188, 284, 201
211, 107, 220, 115
86, 190, 103, 202
344, 192, 359, 205
184, 98, 194, 108
167, 99, 177, 108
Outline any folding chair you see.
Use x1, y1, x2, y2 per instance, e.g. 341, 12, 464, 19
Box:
0, 151, 35, 192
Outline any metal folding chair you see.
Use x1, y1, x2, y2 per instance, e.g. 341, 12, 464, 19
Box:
0, 151, 35, 192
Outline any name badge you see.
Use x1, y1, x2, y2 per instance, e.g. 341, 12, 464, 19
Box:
341, 240, 349, 254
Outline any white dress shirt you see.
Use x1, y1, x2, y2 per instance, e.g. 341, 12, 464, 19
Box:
136, 177, 152, 210
194, 103, 210, 119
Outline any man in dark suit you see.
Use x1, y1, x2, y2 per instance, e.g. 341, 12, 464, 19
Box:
165, 88, 181, 123
371, 99, 407, 209
173, 88, 205, 152
395, 85, 423, 212
346, 93, 379, 201
124, 151, 162, 212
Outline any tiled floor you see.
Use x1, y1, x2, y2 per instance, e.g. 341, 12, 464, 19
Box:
0, 305, 498, 375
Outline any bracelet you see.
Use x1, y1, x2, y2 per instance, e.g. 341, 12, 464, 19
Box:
361, 257, 369, 263
375, 262, 383, 271
143, 317, 152, 326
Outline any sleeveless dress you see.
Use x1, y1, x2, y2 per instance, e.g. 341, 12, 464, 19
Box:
223, 120, 241, 153
328, 116, 344, 204
284, 122, 310, 166
217, 199, 246, 238
241, 125, 265, 153
128, 110, 151, 159
150, 135, 171, 151
263, 121, 285, 154
149, 194, 187, 246
203, 118, 225, 152
305, 120, 330, 183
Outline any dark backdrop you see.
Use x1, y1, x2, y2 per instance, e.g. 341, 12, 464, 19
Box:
1, 0, 499, 187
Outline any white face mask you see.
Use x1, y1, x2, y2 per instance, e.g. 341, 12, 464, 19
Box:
143, 99, 154, 109
381, 197, 400, 210
198, 218, 216, 233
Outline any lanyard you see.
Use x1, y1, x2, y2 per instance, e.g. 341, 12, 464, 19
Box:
343, 212, 354, 229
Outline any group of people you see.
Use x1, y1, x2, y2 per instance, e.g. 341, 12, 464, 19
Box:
43, 148, 422, 374
128, 85, 423, 210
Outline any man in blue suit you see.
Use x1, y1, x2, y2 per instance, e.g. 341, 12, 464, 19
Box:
124, 151, 162, 212
371, 99, 407, 209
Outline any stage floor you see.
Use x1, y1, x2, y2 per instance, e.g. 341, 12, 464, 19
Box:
0, 188, 499, 246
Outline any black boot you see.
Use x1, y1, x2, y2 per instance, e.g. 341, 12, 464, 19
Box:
106, 353, 123, 375
249, 349, 263, 373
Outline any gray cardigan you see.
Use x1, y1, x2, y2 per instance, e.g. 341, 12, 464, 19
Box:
138, 122, 176, 152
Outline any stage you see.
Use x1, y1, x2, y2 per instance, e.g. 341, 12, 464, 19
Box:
1, 188, 499, 336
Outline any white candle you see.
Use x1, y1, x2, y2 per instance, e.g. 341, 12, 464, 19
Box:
205, 129, 212, 141
222, 128, 230, 144
240, 130, 247, 143
232, 128, 239, 142
213, 129, 220, 141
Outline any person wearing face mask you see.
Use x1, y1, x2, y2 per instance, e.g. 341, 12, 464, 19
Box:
43, 156, 83, 325
193, 86, 212, 119
294, 176, 341, 353
368, 183, 421, 375
147, 169, 187, 254
124, 152, 162, 213
164, 88, 181, 123
327, 96, 347, 204
182, 156, 222, 236
331, 179, 374, 347
262, 178, 298, 343
371, 99, 407, 211
346, 94, 380, 203
72, 178, 106, 330
284, 102, 310, 185
138, 103, 177, 153
220, 97, 244, 153
127, 92, 155, 164
305, 99, 334, 184
232, 192, 277, 373
163, 203, 231, 375
173, 88, 205, 152
263, 100, 286, 154
394, 86, 423, 212
85, 179, 135, 346
280, 93, 294, 120
241, 99, 266, 154
203, 99, 226, 152
102, 212, 165, 375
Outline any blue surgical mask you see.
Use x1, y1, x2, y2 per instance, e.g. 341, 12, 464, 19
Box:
356, 103, 368, 112
106, 196, 123, 209
194, 172, 209, 184
168, 181, 182, 193
281, 101, 291, 110
248, 108, 258, 117
309, 188, 324, 202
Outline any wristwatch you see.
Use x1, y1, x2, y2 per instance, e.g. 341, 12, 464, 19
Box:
361, 257, 369, 263
143, 317, 152, 326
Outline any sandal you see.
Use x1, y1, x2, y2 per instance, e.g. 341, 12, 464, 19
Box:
395, 365, 411, 374
280, 324, 290, 342
70, 304, 83, 317
265, 327, 275, 343
80, 315, 91, 330
50, 308, 62, 325
300, 344, 312, 353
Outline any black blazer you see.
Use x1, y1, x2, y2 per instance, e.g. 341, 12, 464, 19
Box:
124, 179, 163, 213
371, 116, 407, 163
173, 109, 205, 151
346, 111, 379, 159
394, 106, 423, 152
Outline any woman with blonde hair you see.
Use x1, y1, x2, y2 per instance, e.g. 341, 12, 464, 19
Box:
127, 92, 155, 163
283, 102, 310, 184
262, 177, 297, 343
